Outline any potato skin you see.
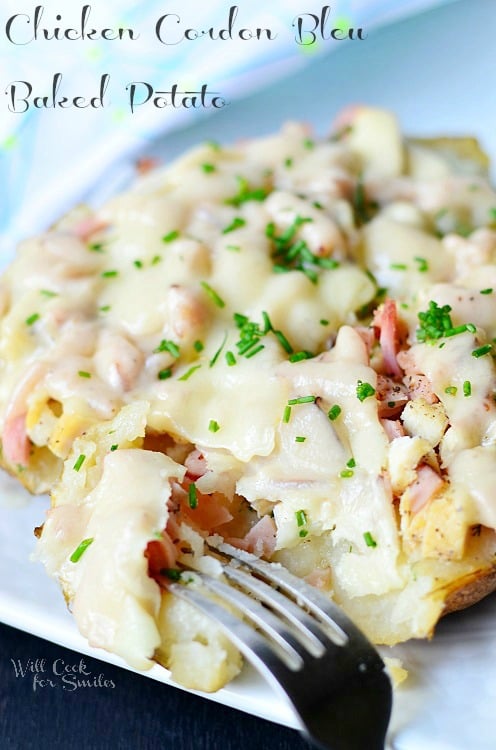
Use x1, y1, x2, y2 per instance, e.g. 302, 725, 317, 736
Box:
442, 566, 496, 615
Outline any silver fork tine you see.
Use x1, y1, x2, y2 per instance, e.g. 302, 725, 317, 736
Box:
163, 545, 392, 750
210, 540, 374, 655
221, 564, 326, 658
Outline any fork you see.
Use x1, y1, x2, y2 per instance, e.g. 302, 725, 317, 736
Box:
162, 540, 392, 750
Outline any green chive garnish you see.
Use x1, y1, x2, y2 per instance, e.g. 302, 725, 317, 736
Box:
158, 368, 173, 380
363, 531, 377, 548
463, 380, 472, 397
78, 371, 91, 378
151, 255, 162, 265
445, 386, 458, 396
225, 351, 236, 366
390, 263, 407, 271
295, 436, 306, 443
188, 483, 198, 509
178, 365, 202, 381
295, 510, 307, 527
245, 344, 265, 358
200, 281, 225, 308
210, 332, 228, 367
193, 340, 204, 353
70, 538, 94, 563
328, 405, 342, 421
154, 339, 180, 358
340, 469, 354, 478
273, 329, 294, 354
133, 259, 143, 269
26, 313, 40, 326
110, 444, 118, 451
73, 454, 86, 472
472, 345, 492, 358
208, 420, 220, 433
288, 396, 316, 405
162, 230, 180, 243
320, 319, 329, 326
161, 568, 182, 581
222, 217, 246, 234
356, 381, 376, 402
289, 351, 314, 363
40, 289, 57, 298
299, 530, 308, 538
202, 163, 216, 173
480, 288, 493, 295
346, 458, 356, 468
414, 256, 429, 272
101, 270, 118, 278
283, 405, 292, 423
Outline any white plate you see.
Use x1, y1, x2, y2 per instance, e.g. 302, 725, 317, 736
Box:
2, 2, 496, 748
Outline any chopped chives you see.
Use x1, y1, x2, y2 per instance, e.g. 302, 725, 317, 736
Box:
202, 163, 216, 173
88, 243, 104, 252
346, 458, 356, 468
363, 531, 377, 548
320, 319, 329, 326
472, 345, 492, 358
480, 288, 493, 295
188, 483, 198, 509
101, 270, 118, 278
162, 230, 180, 243
73, 454, 86, 472
200, 281, 225, 309
99, 305, 111, 313
303, 138, 315, 150
110, 444, 118, 451
225, 176, 268, 207
161, 568, 182, 581
70, 537, 94, 563
295, 436, 306, 443
158, 368, 172, 380
151, 255, 162, 265
226, 244, 241, 252
245, 344, 265, 359
287, 396, 316, 405
40, 289, 57, 298
208, 419, 220, 433
289, 351, 314, 363
299, 529, 309, 538
222, 217, 246, 234
340, 469, 354, 478
78, 371, 91, 378
225, 351, 236, 366
273, 329, 294, 354
463, 380, 472, 397
193, 340, 204, 353
444, 386, 458, 396
284, 157, 293, 168
295, 510, 307, 527
154, 339, 180, 358
178, 365, 202, 381
390, 263, 407, 271
328, 405, 342, 421
133, 259, 143, 269
209, 332, 228, 367
356, 381, 376, 402
283, 405, 292, 423
262, 311, 273, 333
25, 313, 40, 326
414, 256, 429, 272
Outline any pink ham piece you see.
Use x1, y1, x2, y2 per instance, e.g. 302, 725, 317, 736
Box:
2, 413, 30, 466
229, 515, 277, 559
381, 419, 406, 442
373, 299, 403, 378
145, 530, 178, 578
408, 465, 444, 514
72, 216, 109, 242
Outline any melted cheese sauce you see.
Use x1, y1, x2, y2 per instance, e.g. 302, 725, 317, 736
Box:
5, 106, 496, 670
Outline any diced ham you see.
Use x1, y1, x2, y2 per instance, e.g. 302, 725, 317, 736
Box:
408, 465, 444, 514
381, 419, 406, 441
228, 514, 277, 559
305, 568, 332, 590
180, 483, 233, 534
136, 157, 159, 175
185, 449, 208, 480
376, 374, 408, 418
145, 531, 178, 578
72, 216, 109, 242
2, 413, 30, 466
373, 299, 403, 378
